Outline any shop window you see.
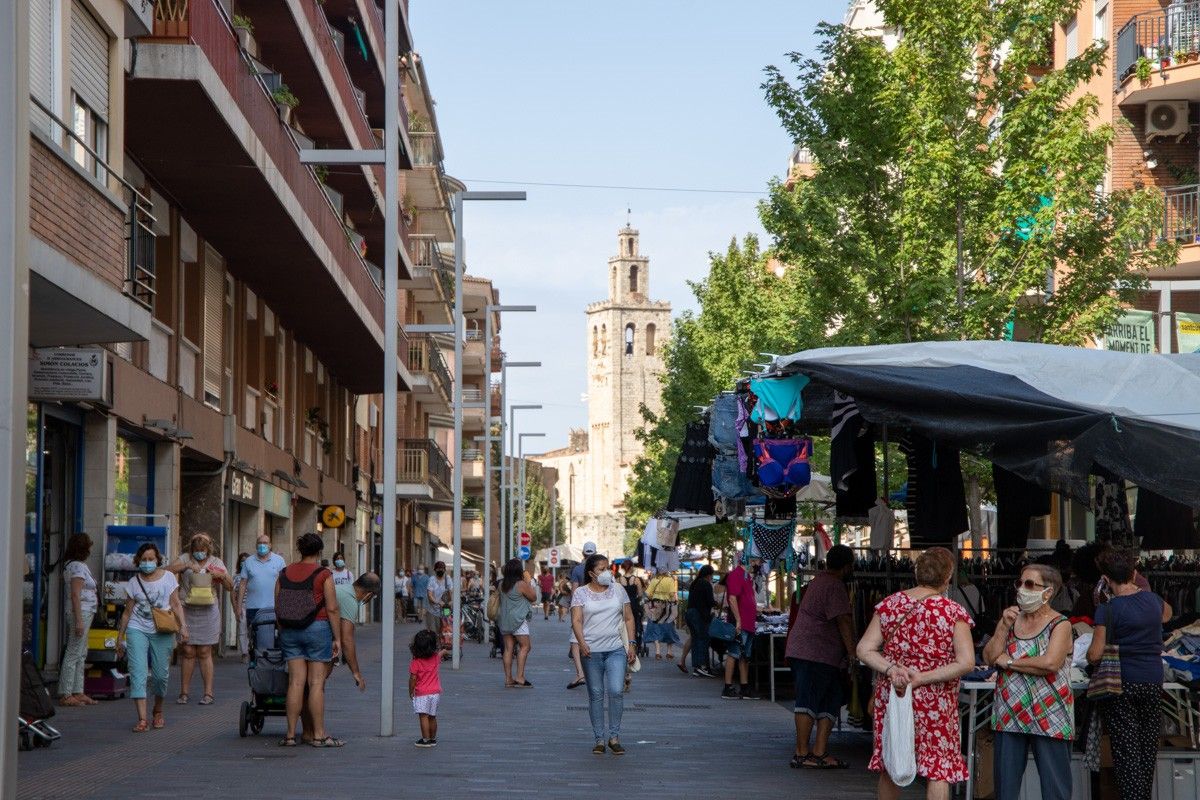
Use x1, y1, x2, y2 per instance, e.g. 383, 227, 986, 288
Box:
624, 323, 634, 356
115, 433, 153, 520
646, 323, 656, 355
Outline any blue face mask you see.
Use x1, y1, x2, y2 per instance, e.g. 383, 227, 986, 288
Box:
257, 544, 270, 557
193, 551, 207, 561
335, 559, 345, 569
139, 561, 157, 574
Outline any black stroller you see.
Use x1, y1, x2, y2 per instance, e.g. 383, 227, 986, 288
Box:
238, 609, 289, 737
18, 651, 61, 751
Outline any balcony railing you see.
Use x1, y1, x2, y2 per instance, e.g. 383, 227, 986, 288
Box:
462, 447, 483, 461
1117, 3, 1200, 83
462, 507, 483, 521
464, 329, 483, 343
400, 437, 451, 495
462, 387, 484, 403
407, 337, 453, 398
409, 131, 441, 167
30, 95, 157, 309
1163, 184, 1200, 244
408, 234, 454, 302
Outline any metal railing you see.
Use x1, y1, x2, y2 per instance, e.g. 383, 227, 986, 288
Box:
464, 329, 483, 342
461, 447, 483, 461
407, 337, 453, 399
400, 438, 451, 495
30, 94, 157, 309
408, 131, 441, 167
1163, 184, 1200, 244
462, 387, 484, 403
407, 234, 454, 303
461, 507, 483, 521
1116, 3, 1200, 82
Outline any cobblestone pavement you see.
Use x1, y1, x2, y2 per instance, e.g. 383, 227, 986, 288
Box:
18, 614, 882, 799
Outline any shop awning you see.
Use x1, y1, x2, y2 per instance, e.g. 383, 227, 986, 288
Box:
769, 340, 1200, 508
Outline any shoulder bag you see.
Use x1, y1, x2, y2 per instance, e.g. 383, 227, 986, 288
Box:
135, 573, 180, 634
708, 590, 737, 642
870, 593, 931, 717
1087, 603, 1123, 700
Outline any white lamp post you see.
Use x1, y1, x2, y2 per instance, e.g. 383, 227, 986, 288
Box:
516, 432, 545, 564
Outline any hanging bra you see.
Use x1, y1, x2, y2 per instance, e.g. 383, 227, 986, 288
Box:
753, 438, 812, 488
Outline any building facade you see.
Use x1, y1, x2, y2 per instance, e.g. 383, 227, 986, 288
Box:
21, 0, 500, 672
534, 224, 671, 558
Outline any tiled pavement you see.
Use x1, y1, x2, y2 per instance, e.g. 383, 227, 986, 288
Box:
18, 615, 883, 799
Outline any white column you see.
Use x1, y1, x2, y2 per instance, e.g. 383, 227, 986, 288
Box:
450, 191, 465, 669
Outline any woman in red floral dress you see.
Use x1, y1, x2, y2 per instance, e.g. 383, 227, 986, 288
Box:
856, 547, 975, 800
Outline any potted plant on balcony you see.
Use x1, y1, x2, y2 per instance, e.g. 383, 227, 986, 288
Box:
232, 14, 254, 52
1136, 56, 1153, 85
409, 112, 432, 133
272, 84, 299, 124
401, 193, 416, 225
1176, 50, 1188, 68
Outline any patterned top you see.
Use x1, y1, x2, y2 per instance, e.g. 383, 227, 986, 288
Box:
993, 615, 1074, 740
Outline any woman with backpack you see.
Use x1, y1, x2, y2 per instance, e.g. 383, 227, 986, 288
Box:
275, 532, 343, 748
167, 533, 232, 706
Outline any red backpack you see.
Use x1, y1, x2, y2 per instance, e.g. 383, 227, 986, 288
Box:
275, 565, 328, 629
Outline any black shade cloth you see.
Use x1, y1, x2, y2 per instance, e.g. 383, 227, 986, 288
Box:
1135, 489, 1198, 550
993, 464, 1051, 550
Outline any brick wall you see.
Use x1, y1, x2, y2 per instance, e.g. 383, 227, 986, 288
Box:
1112, 104, 1198, 192
28, 137, 126, 292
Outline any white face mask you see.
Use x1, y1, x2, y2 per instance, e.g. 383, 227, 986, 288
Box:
595, 571, 614, 587
1016, 587, 1048, 613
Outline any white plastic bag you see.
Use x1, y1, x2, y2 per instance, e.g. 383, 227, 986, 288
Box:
882, 684, 917, 787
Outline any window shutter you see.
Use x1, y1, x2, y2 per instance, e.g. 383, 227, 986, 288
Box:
70, 1, 109, 119
202, 244, 224, 405
29, 0, 54, 131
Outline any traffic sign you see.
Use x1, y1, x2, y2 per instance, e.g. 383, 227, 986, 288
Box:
518, 544, 531, 560
519, 530, 530, 547
548, 547, 560, 568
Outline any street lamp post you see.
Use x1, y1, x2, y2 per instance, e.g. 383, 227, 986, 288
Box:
450, 191, 525, 671
482, 305, 535, 606
517, 432, 545, 565
504, 403, 540, 561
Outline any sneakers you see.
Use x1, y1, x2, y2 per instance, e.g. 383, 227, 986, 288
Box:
721, 685, 740, 700
415, 738, 437, 748
592, 742, 607, 755
740, 685, 757, 700
694, 667, 715, 678
608, 739, 626, 755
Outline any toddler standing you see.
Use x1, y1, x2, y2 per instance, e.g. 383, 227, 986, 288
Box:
409, 629, 441, 747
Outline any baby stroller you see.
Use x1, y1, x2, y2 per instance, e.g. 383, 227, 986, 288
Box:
239, 609, 289, 737
18, 651, 61, 751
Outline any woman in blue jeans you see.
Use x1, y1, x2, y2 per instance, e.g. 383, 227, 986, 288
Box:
684, 565, 716, 677
116, 542, 188, 732
571, 554, 636, 755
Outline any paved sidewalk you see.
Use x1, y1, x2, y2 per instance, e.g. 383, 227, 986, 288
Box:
18, 614, 880, 799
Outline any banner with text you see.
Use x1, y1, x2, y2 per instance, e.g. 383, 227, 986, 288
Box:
1104, 310, 1156, 354
1176, 311, 1200, 354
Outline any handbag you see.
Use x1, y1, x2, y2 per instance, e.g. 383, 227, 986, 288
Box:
135, 574, 180, 634
870, 594, 931, 717
486, 589, 501, 622
185, 571, 215, 606
708, 591, 737, 642
1087, 601, 1124, 700
881, 685, 917, 787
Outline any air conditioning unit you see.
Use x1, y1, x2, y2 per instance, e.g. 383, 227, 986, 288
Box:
1147, 100, 1190, 139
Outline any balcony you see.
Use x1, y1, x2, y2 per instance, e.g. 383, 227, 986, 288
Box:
463, 449, 485, 488
462, 386, 485, 431
1116, 4, 1200, 105
406, 234, 453, 324
388, 437, 451, 503
462, 507, 483, 540
131, 0, 391, 392
407, 336, 452, 409
1158, 185, 1200, 278
404, 129, 458, 242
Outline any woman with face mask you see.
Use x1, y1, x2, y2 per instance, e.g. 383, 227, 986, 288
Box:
570, 554, 636, 755
116, 543, 188, 732
167, 533, 232, 705
982, 565, 1074, 800
498, 558, 536, 687
330, 552, 355, 587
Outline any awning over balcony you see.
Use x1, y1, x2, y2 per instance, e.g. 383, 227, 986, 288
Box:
127, 38, 391, 393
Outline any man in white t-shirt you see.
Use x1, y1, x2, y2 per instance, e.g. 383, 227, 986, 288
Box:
426, 561, 452, 631
395, 570, 411, 621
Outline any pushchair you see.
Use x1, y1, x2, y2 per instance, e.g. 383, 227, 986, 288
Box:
18, 651, 61, 751
238, 609, 288, 737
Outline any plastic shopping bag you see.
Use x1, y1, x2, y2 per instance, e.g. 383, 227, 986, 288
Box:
881, 684, 917, 787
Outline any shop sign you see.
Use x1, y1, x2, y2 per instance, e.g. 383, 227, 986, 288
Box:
261, 482, 291, 518
228, 472, 258, 506
321, 505, 346, 528
1103, 310, 1156, 354
1176, 312, 1200, 354
28, 347, 111, 404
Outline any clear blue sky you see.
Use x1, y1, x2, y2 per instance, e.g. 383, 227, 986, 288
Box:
411, 1, 845, 451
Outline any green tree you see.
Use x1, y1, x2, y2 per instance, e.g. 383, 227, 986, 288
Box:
760, 0, 1174, 346
522, 474, 565, 555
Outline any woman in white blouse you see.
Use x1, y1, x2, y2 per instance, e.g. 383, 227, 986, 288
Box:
571, 554, 636, 756
60, 533, 98, 706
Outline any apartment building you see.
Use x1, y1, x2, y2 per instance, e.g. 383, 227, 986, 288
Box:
22, 0, 500, 670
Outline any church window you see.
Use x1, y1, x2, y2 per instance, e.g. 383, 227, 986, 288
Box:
624, 323, 634, 356
629, 265, 638, 294
646, 323, 656, 355
592, 326, 598, 357
601, 324, 607, 355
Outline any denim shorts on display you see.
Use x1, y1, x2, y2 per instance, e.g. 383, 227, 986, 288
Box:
278, 619, 333, 662
789, 658, 844, 721
727, 629, 754, 660
412, 693, 440, 716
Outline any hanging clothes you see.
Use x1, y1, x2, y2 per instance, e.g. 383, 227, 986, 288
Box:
667, 420, 715, 515
656, 518, 680, 549
1135, 488, 1197, 550
707, 393, 740, 454
899, 433, 968, 547
868, 498, 895, 550
1093, 467, 1133, 545
748, 373, 809, 424
993, 464, 1051, 550
751, 518, 796, 562
831, 393, 877, 518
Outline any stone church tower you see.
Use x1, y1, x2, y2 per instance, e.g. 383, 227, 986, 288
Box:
534, 222, 671, 557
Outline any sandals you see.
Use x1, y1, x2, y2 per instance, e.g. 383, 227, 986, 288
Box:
132, 719, 149, 733
59, 696, 82, 707
176, 694, 189, 705
566, 678, 585, 690
677, 662, 688, 674
794, 753, 848, 769
310, 736, 345, 748
152, 714, 165, 730
814, 753, 849, 769
198, 694, 214, 706
279, 736, 297, 747
513, 680, 533, 688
